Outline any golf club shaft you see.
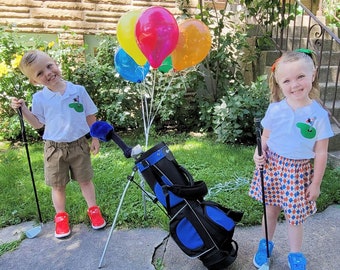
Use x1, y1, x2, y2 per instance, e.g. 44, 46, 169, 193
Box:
254, 118, 270, 259
18, 107, 43, 224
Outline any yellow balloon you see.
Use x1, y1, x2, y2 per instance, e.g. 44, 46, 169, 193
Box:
172, 19, 212, 71
117, 9, 147, 66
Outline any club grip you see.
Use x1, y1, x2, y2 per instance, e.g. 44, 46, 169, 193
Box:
254, 118, 262, 156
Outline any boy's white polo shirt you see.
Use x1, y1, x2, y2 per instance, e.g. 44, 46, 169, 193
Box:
32, 81, 98, 142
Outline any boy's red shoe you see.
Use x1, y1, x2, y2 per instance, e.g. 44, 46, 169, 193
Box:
54, 212, 71, 238
87, 206, 106, 229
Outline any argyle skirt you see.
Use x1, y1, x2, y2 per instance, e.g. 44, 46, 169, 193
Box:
249, 150, 316, 225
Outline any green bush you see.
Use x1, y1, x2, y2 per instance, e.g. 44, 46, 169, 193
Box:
0, 28, 53, 140
213, 75, 269, 144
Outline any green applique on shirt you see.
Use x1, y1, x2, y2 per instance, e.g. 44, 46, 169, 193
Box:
296, 117, 316, 139
69, 102, 84, 112
69, 96, 84, 112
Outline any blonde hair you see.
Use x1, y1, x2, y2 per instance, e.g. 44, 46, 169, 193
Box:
269, 50, 320, 103
19, 50, 51, 76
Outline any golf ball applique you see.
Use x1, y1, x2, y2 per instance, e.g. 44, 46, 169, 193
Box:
296, 117, 316, 139
69, 96, 84, 112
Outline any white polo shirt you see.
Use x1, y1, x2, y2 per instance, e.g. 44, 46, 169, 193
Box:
32, 81, 98, 142
262, 99, 334, 159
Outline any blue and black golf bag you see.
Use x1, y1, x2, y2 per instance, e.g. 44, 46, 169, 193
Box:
90, 121, 243, 270
135, 142, 243, 270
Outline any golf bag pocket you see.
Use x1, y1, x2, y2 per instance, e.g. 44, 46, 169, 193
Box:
169, 200, 237, 258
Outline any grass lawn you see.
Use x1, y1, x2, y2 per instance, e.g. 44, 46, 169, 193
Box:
1, 132, 339, 232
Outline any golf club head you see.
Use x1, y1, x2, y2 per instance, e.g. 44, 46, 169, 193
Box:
259, 264, 269, 270
25, 225, 42, 239
259, 258, 272, 270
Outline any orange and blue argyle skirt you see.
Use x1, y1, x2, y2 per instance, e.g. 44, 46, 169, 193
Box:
249, 150, 316, 226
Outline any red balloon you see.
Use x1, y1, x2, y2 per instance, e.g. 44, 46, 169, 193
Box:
135, 6, 179, 68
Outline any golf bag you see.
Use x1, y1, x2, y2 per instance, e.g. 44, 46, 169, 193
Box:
135, 142, 243, 270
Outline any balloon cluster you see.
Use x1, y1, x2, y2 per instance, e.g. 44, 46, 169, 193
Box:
115, 6, 212, 83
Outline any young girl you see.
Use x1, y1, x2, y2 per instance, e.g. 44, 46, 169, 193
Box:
11, 50, 106, 238
249, 49, 334, 269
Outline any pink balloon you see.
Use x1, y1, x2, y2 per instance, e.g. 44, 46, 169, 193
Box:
135, 6, 179, 68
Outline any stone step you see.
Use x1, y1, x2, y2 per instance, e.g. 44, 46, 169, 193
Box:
328, 151, 340, 168
320, 83, 338, 102
329, 123, 340, 153
324, 100, 340, 120
318, 66, 339, 84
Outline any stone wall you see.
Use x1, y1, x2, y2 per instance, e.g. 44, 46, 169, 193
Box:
0, 0, 198, 45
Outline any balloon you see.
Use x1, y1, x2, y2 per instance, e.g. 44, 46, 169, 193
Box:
158, 56, 173, 73
114, 48, 150, 83
135, 6, 179, 68
117, 9, 147, 66
172, 19, 212, 71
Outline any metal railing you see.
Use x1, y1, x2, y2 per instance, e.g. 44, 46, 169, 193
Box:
271, 0, 340, 127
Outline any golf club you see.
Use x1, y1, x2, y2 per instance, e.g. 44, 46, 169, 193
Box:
17, 107, 43, 238
255, 118, 271, 270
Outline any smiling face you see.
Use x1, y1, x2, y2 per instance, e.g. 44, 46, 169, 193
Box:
20, 50, 63, 90
274, 54, 316, 107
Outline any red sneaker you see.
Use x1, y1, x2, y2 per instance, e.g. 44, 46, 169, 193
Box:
54, 212, 71, 238
87, 206, 106, 229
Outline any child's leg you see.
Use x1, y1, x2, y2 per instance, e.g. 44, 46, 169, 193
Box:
263, 205, 281, 240
52, 185, 66, 213
78, 180, 96, 207
253, 205, 281, 267
287, 222, 303, 252
286, 222, 306, 268
79, 180, 106, 229
52, 185, 70, 238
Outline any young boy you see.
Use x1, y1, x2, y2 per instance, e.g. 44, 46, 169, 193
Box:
11, 50, 106, 238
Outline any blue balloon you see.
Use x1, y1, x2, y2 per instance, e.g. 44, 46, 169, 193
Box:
114, 48, 150, 83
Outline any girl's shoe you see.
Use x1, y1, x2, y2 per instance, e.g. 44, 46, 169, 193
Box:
87, 206, 106, 229
54, 212, 71, 238
288, 252, 307, 270
253, 238, 274, 268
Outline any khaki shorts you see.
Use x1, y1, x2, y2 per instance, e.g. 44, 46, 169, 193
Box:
44, 136, 93, 187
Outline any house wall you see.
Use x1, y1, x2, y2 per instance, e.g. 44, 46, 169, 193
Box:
0, 0, 198, 45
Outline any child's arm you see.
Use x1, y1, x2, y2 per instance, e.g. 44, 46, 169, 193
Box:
10, 98, 44, 129
307, 138, 329, 201
86, 114, 100, 155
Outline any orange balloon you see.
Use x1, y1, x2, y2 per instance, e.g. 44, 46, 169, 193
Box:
172, 19, 211, 71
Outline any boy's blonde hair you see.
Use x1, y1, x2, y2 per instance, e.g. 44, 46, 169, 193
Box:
19, 50, 50, 76
269, 50, 320, 103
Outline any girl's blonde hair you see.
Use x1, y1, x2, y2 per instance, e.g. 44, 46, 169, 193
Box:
269, 50, 320, 103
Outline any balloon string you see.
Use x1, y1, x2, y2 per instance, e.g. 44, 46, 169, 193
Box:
151, 71, 175, 124
139, 69, 175, 149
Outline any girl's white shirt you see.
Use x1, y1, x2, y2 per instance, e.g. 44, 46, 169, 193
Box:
262, 99, 334, 159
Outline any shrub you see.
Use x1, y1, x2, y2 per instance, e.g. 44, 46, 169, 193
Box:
212, 75, 269, 144
0, 28, 53, 140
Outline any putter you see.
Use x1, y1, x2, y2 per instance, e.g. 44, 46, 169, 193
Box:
255, 118, 271, 270
17, 107, 43, 238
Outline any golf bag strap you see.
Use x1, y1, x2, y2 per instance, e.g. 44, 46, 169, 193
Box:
167, 181, 208, 200
136, 145, 169, 172
203, 201, 244, 223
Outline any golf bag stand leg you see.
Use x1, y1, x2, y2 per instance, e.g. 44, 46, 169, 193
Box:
98, 168, 136, 269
